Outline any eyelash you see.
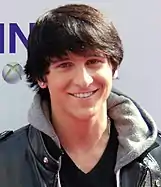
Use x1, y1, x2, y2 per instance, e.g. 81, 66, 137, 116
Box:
57, 62, 73, 68
87, 59, 103, 65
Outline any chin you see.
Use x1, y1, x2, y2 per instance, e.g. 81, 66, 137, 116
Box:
73, 108, 97, 121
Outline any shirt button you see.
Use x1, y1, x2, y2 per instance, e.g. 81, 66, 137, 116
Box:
43, 157, 49, 164
155, 179, 161, 187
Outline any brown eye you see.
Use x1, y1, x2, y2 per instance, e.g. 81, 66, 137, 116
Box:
87, 60, 99, 64
87, 59, 103, 65
57, 62, 73, 68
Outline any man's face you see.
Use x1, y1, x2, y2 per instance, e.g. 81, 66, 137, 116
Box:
41, 50, 113, 120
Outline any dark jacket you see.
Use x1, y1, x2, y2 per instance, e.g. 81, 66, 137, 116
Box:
0, 125, 161, 187
0, 89, 161, 187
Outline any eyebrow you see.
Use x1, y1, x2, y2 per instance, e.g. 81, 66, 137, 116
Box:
51, 57, 70, 64
51, 51, 106, 63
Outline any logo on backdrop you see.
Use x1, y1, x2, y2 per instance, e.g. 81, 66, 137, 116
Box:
0, 22, 34, 84
0, 23, 34, 54
2, 62, 24, 84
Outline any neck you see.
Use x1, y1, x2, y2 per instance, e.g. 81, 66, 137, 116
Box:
51, 103, 110, 153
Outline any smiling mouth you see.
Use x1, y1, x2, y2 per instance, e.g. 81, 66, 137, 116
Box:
69, 89, 99, 99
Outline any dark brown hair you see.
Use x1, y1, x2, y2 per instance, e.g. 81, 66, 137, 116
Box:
24, 4, 123, 101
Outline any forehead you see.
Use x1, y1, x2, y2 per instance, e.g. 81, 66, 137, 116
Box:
51, 50, 106, 62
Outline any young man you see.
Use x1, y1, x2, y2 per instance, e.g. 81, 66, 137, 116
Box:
0, 4, 161, 187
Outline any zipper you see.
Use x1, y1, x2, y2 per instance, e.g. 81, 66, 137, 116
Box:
53, 173, 59, 187
43, 180, 47, 187
138, 166, 148, 187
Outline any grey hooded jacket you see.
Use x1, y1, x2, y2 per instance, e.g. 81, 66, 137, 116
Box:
0, 89, 161, 187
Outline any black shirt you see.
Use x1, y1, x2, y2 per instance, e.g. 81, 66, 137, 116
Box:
60, 123, 118, 187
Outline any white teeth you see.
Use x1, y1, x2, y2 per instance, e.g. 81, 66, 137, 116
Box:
73, 92, 93, 98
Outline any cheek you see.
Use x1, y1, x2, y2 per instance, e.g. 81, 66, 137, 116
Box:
95, 68, 113, 100
47, 74, 70, 95
95, 66, 113, 86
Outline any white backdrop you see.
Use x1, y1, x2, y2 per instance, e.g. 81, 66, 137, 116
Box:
0, 0, 160, 131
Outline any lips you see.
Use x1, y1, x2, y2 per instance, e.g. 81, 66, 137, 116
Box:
69, 89, 99, 98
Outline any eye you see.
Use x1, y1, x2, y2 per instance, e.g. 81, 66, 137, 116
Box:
57, 62, 73, 68
86, 59, 104, 65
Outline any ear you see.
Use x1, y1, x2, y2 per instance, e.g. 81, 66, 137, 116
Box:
113, 70, 119, 79
37, 81, 47, 89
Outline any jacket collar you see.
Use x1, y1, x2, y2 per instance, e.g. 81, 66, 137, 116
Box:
28, 125, 62, 172
28, 89, 158, 173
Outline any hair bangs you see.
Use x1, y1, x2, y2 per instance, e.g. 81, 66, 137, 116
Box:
37, 15, 106, 59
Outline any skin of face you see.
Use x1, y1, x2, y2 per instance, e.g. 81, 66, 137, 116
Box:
39, 50, 113, 122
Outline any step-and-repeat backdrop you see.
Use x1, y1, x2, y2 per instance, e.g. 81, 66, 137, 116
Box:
0, 0, 160, 131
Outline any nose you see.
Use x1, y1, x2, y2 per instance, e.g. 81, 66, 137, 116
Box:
73, 67, 93, 88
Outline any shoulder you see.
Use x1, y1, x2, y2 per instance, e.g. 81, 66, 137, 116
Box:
0, 125, 30, 151
0, 124, 34, 173
0, 125, 39, 184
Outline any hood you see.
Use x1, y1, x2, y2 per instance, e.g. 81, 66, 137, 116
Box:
28, 89, 158, 172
